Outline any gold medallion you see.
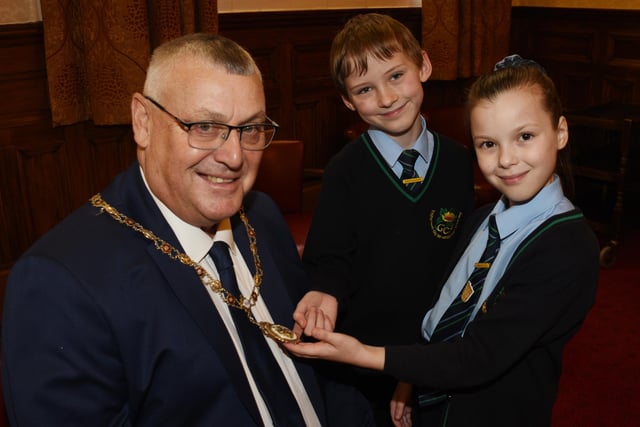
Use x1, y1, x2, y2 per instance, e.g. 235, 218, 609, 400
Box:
261, 322, 299, 343
460, 281, 474, 303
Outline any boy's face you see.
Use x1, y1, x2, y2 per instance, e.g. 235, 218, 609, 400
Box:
470, 86, 568, 207
341, 50, 431, 148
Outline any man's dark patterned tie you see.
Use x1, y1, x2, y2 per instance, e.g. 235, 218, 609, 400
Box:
209, 241, 305, 425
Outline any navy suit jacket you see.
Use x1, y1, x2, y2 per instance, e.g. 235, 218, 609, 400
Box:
2, 163, 372, 426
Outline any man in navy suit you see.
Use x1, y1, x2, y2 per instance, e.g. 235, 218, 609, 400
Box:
2, 33, 372, 426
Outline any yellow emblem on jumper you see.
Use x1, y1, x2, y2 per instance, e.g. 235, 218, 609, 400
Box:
474, 262, 491, 269
430, 208, 462, 240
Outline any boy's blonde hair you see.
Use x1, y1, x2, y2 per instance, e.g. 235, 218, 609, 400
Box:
330, 13, 424, 97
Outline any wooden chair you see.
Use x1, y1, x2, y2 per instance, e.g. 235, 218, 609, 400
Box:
423, 105, 500, 207
253, 140, 313, 255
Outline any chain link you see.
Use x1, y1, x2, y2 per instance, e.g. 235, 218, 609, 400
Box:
90, 193, 264, 327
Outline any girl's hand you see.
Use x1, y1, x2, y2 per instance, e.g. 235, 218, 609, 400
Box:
283, 327, 385, 370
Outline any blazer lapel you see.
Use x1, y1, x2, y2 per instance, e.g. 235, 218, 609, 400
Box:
148, 230, 265, 425
111, 164, 263, 425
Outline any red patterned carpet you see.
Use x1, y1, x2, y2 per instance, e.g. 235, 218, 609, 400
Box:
552, 229, 640, 426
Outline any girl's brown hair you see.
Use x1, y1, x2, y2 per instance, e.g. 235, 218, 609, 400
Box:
466, 59, 574, 200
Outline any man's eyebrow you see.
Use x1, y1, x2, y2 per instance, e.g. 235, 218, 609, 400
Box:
189, 108, 266, 124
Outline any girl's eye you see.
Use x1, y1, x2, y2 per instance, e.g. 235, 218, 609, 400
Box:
390, 72, 403, 81
521, 133, 533, 141
479, 140, 495, 149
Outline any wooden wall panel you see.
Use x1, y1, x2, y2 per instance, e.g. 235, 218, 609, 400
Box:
4, 6, 639, 308
219, 8, 422, 169
510, 7, 640, 110
0, 24, 137, 306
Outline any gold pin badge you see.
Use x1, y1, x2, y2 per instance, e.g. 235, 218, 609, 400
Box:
474, 262, 491, 269
481, 301, 488, 314
402, 177, 423, 185
460, 281, 474, 303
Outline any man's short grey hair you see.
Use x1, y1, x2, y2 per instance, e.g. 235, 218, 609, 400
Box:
143, 33, 261, 96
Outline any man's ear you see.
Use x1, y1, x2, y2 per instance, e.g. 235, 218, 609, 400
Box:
419, 50, 433, 83
131, 93, 151, 148
557, 115, 569, 150
341, 94, 356, 112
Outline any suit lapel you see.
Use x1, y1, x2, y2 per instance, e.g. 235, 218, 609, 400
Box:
111, 164, 263, 425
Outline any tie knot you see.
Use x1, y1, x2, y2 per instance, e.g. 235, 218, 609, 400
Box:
210, 241, 233, 271
398, 149, 420, 168
398, 149, 421, 185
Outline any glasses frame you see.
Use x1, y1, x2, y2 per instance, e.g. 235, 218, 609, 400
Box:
143, 95, 279, 151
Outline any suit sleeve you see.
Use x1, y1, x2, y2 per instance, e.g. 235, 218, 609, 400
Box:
2, 255, 131, 426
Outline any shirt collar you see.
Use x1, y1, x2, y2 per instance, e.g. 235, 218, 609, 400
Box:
139, 167, 236, 263
368, 115, 431, 164
490, 174, 570, 240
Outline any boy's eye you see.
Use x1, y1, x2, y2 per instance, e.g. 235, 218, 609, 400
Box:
520, 133, 533, 141
356, 87, 372, 95
390, 72, 403, 81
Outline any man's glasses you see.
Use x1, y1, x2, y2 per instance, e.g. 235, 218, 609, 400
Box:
144, 95, 279, 151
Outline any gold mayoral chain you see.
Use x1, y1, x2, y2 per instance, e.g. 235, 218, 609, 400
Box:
90, 193, 299, 344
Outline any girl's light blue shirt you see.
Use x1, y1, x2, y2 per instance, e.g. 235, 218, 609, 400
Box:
422, 176, 575, 340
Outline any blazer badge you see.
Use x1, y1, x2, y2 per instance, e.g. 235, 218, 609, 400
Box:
430, 208, 462, 239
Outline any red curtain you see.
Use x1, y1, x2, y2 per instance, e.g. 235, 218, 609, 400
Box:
40, 0, 219, 126
422, 0, 512, 80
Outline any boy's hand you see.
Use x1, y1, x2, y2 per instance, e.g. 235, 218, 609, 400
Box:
391, 382, 413, 427
292, 291, 338, 337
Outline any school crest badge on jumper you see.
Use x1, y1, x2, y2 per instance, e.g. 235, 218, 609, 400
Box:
430, 208, 462, 239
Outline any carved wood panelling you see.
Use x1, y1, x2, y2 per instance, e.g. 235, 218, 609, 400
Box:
510, 7, 640, 110
3, 7, 640, 304
219, 8, 421, 170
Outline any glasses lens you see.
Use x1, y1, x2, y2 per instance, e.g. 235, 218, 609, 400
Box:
240, 125, 277, 150
187, 122, 277, 151
188, 123, 229, 150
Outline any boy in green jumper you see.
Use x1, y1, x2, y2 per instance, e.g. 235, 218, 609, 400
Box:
294, 13, 475, 426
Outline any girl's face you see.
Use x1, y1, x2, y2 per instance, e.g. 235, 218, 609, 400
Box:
341, 50, 432, 149
470, 85, 568, 207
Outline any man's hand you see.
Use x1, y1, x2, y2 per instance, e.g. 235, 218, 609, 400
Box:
292, 291, 338, 337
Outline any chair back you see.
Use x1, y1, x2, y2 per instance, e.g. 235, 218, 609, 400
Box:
253, 140, 304, 214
